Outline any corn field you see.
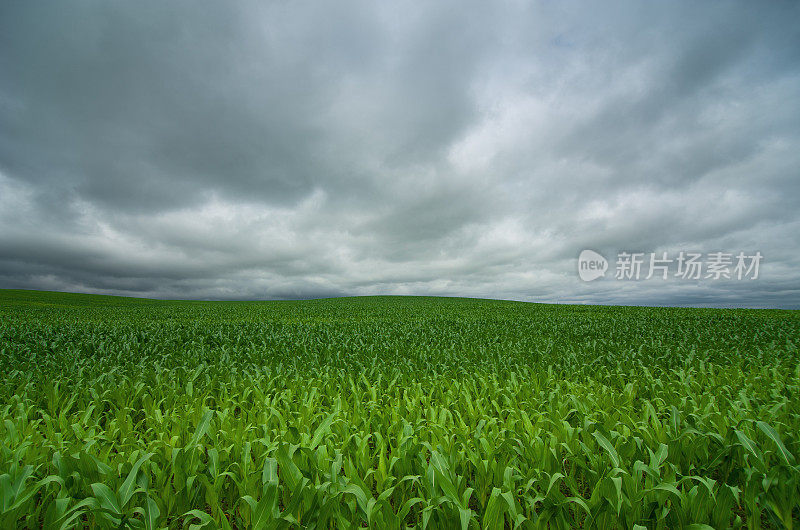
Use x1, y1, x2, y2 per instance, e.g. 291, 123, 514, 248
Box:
1, 290, 799, 528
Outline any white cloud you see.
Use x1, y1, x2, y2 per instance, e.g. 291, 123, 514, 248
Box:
1, 1, 798, 307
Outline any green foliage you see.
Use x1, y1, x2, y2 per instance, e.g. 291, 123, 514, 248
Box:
1, 289, 799, 528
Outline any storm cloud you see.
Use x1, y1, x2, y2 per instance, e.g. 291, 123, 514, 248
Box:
1, 1, 799, 307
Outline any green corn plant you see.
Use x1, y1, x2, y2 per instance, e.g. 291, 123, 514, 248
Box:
0, 290, 798, 528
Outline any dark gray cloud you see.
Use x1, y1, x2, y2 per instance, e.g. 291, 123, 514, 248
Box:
1, 1, 799, 307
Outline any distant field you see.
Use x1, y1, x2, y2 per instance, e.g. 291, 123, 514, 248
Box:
1, 289, 799, 529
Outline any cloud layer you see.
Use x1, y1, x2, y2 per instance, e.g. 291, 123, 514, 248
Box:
1, 1, 799, 307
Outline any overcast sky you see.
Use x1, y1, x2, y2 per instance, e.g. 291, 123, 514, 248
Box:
1, 1, 799, 307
